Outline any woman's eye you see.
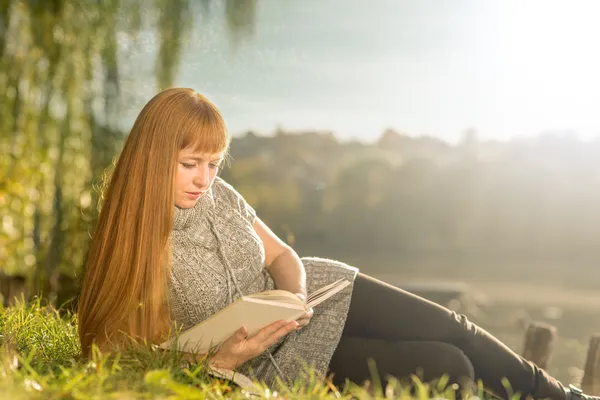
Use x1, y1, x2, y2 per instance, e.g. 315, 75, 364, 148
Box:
182, 163, 196, 169
209, 163, 221, 169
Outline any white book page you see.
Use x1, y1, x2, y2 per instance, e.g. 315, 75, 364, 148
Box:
248, 290, 301, 304
307, 279, 351, 308
307, 279, 346, 303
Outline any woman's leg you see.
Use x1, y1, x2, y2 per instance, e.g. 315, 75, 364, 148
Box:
328, 336, 476, 393
338, 273, 566, 399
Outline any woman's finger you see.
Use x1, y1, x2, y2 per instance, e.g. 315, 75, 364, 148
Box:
265, 321, 298, 343
222, 325, 248, 344
249, 319, 288, 343
257, 321, 298, 352
232, 326, 248, 342
296, 309, 314, 325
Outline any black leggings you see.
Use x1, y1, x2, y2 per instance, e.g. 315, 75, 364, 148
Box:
327, 273, 567, 400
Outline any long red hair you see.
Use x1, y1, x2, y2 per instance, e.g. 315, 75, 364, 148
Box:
77, 88, 229, 356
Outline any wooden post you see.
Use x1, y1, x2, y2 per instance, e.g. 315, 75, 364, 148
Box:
522, 321, 556, 370
581, 335, 600, 395
0, 273, 27, 307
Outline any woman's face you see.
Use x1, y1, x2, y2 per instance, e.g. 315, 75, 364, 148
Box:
174, 148, 225, 208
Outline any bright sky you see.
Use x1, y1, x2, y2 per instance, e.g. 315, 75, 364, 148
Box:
328, 0, 600, 141
128, 0, 600, 142
450, 0, 600, 140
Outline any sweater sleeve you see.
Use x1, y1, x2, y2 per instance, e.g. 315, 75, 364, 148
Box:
212, 177, 257, 224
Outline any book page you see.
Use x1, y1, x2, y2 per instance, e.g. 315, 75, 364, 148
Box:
307, 279, 351, 308
248, 290, 301, 304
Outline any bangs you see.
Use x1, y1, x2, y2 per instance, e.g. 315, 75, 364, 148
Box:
180, 101, 229, 155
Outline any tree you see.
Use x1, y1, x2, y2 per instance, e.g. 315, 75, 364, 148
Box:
0, 0, 256, 301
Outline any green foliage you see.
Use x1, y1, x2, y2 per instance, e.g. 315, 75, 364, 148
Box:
0, 0, 257, 295
0, 300, 474, 399
0, 298, 79, 371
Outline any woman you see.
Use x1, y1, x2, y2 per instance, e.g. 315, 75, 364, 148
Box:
77, 88, 593, 400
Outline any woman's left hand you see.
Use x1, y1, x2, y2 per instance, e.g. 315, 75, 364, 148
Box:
294, 293, 314, 328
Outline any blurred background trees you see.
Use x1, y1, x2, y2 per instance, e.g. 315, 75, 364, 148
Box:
223, 129, 600, 272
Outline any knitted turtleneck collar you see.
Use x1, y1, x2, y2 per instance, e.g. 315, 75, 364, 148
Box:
172, 188, 215, 231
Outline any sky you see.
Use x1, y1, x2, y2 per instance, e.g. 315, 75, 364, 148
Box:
125, 0, 600, 143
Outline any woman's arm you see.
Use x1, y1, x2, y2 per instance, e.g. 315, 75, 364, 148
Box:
253, 217, 306, 297
253, 217, 313, 327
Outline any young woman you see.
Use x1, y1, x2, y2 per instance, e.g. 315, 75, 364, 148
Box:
77, 88, 594, 400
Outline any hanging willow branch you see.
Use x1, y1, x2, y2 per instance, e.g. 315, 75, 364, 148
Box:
0, 0, 257, 302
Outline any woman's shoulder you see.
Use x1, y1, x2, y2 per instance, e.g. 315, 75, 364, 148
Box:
211, 177, 241, 201
211, 177, 256, 222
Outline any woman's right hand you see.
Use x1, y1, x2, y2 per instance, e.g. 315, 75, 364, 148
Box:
209, 319, 299, 370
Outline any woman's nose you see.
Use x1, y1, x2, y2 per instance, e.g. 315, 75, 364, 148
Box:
194, 165, 210, 188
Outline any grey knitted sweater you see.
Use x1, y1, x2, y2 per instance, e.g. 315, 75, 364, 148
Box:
169, 177, 358, 387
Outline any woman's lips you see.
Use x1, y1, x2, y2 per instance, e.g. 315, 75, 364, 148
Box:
186, 191, 203, 199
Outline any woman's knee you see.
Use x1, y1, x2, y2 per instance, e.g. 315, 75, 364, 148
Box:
407, 342, 476, 398
424, 342, 475, 383
445, 310, 494, 362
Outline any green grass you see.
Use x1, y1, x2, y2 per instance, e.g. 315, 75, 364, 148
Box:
0, 298, 491, 399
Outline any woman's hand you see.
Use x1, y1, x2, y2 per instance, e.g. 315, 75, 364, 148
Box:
294, 293, 314, 328
209, 319, 299, 370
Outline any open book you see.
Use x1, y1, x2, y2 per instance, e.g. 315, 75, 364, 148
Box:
160, 278, 351, 354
